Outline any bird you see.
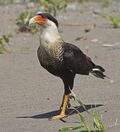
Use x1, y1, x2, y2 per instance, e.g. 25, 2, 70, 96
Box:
29, 12, 106, 120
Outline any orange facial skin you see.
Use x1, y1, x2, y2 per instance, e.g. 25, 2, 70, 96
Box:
34, 15, 48, 25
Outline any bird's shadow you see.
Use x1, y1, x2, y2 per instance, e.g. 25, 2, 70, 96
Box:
16, 104, 103, 120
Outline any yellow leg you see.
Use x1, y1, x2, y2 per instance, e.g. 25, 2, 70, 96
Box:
60, 95, 71, 111
60, 94, 66, 110
50, 95, 69, 120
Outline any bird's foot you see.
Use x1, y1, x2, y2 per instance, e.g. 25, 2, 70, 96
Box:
50, 95, 69, 121
50, 114, 66, 121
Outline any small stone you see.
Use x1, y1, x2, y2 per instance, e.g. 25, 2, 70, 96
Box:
26, 2, 35, 9
110, 80, 114, 84
102, 44, 113, 47
93, 9, 102, 15
91, 39, 98, 43
84, 28, 90, 33
75, 36, 87, 42
47, 98, 50, 100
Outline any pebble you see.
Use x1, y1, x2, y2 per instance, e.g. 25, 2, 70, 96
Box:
26, 2, 35, 9
91, 39, 98, 43
93, 9, 102, 15
102, 44, 113, 47
110, 80, 114, 84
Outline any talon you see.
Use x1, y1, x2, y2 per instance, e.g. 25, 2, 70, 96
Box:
50, 114, 66, 120
68, 102, 71, 108
50, 94, 69, 121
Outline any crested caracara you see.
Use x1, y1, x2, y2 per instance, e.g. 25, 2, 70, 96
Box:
29, 13, 106, 120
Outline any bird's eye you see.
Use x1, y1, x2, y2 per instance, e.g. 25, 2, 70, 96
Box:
39, 14, 45, 19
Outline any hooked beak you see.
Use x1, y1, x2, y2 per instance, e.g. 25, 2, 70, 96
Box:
29, 17, 35, 26
29, 15, 47, 26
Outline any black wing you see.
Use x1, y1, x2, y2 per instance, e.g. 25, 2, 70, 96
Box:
62, 42, 94, 75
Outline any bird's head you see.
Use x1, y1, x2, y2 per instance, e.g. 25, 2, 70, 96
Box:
29, 13, 61, 44
29, 12, 58, 29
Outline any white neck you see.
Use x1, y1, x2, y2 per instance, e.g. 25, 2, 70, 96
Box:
39, 20, 62, 46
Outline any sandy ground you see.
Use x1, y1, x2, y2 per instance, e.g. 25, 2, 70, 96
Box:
0, 1, 120, 132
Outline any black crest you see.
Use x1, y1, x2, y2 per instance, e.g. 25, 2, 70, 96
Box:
37, 12, 58, 27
